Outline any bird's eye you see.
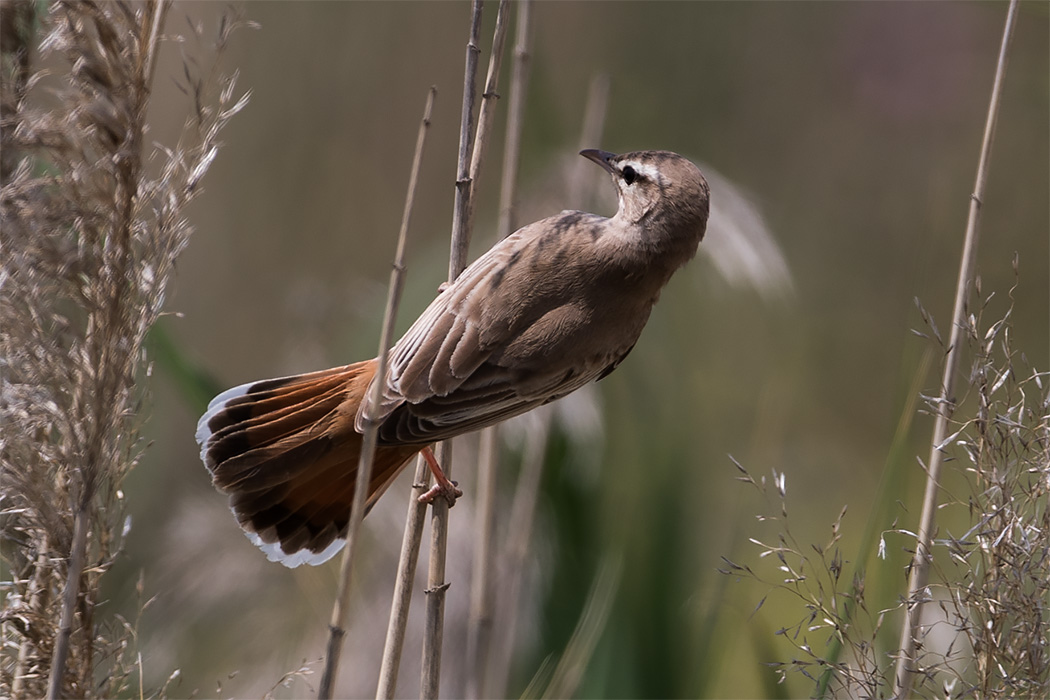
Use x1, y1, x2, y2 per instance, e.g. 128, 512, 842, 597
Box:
622, 165, 637, 185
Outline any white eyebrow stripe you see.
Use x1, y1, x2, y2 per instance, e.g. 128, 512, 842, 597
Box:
620, 160, 663, 183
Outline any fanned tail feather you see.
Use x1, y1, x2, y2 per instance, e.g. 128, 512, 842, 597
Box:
196, 360, 421, 567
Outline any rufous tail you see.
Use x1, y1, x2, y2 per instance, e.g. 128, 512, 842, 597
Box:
196, 360, 422, 567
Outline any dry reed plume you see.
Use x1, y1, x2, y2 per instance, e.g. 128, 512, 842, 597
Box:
0, 2, 248, 696
726, 270, 1049, 698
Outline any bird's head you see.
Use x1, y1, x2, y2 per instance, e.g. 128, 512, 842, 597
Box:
581, 149, 710, 247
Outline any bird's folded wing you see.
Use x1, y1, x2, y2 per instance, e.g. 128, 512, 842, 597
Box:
360, 219, 607, 443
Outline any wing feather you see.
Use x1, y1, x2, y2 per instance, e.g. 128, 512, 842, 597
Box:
361, 212, 629, 445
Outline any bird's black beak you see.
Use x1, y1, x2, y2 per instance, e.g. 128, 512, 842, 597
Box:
579, 149, 618, 174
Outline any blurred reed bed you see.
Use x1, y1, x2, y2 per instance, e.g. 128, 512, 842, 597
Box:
723, 4, 1049, 696
0, 2, 247, 696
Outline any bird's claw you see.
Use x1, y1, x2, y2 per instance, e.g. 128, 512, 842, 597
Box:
417, 479, 462, 507
417, 445, 463, 507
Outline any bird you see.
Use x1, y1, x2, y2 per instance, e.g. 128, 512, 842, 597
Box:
196, 149, 710, 567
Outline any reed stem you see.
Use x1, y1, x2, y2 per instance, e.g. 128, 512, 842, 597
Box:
317, 86, 437, 700
893, 2, 1019, 695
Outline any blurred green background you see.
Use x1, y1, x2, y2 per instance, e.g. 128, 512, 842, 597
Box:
114, 2, 1047, 697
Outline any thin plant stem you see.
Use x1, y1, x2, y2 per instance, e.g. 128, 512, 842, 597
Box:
46, 506, 88, 700
490, 413, 551, 697
139, 0, 167, 90
496, 0, 532, 243
46, 5, 170, 696
466, 3, 531, 697
376, 452, 431, 700
467, 426, 500, 699
12, 548, 49, 699
893, 1, 1019, 696
541, 554, 623, 699
465, 0, 511, 232
568, 74, 611, 206
815, 346, 933, 697
316, 86, 437, 700
421, 441, 454, 700
421, 3, 485, 698
446, 0, 485, 283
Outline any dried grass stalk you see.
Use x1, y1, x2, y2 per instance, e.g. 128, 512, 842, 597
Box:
0, 2, 248, 696
317, 85, 437, 700
466, 2, 531, 696
421, 2, 489, 698
377, 455, 430, 700
894, 1, 1020, 695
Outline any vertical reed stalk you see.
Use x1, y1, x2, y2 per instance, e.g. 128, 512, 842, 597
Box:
420, 3, 485, 698
568, 75, 611, 206
893, 1, 1019, 695
467, 426, 500, 698
489, 414, 551, 697
466, 2, 532, 696
376, 449, 430, 699
541, 554, 623, 699
423, 1, 514, 694
465, 0, 511, 229
445, 0, 485, 283
317, 86, 437, 700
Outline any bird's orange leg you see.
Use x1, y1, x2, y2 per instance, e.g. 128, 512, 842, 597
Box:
417, 445, 463, 507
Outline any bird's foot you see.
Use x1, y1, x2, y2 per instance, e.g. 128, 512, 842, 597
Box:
416, 446, 463, 507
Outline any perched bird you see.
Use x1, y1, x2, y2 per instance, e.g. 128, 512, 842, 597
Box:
197, 149, 710, 567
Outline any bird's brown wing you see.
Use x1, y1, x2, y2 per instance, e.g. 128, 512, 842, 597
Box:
362, 217, 617, 445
